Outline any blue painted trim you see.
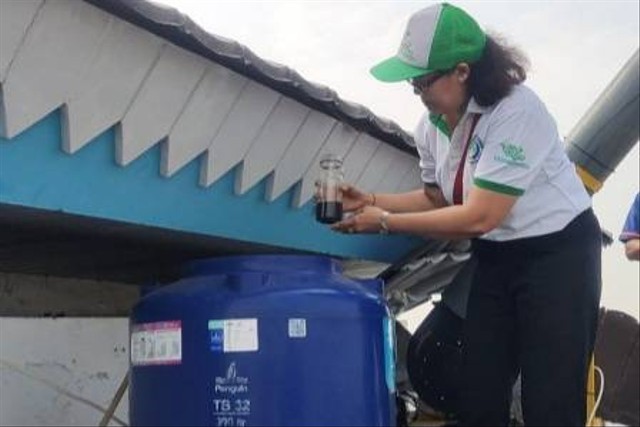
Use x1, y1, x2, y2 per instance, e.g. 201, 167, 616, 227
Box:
0, 110, 424, 262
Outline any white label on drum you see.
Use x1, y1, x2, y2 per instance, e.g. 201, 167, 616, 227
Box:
288, 318, 307, 338
208, 319, 258, 353
131, 321, 182, 366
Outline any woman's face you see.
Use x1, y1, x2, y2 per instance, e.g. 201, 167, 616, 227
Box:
412, 63, 470, 116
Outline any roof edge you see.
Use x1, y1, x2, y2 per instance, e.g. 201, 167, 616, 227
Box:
83, 0, 417, 156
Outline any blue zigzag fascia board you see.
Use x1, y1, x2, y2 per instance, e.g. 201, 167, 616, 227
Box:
0, 109, 424, 262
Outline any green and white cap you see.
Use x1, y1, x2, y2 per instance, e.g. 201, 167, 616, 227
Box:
371, 3, 486, 82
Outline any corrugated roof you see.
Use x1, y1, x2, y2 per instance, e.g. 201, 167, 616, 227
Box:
0, 0, 422, 210
0, 0, 423, 205
84, 0, 417, 156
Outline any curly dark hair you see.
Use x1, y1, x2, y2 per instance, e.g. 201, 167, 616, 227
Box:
467, 34, 529, 107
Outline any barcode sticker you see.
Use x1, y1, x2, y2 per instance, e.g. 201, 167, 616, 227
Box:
288, 318, 307, 338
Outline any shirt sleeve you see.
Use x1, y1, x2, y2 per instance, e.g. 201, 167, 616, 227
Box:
413, 113, 437, 185
473, 92, 557, 197
620, 193, 640, 242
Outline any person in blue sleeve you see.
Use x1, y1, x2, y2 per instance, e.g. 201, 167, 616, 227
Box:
328, 3, 602, 426
620, 192, 640, 261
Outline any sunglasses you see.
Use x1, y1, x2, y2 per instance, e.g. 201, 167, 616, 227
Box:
408, 69, 452, 94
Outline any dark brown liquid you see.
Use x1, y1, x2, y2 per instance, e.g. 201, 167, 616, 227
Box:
316, 201, 343, 224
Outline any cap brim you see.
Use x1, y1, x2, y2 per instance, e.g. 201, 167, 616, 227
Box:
370, 56, 433, 82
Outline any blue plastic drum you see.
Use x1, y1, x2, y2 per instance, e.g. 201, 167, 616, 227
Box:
129, 255, 396, 426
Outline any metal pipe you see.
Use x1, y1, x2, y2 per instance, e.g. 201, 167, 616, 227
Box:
566, 49, 639, 194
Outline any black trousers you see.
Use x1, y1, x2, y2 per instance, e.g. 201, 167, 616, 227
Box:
458, 209, 602, 426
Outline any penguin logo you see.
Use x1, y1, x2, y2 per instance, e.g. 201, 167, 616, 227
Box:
226, 362, 237, 382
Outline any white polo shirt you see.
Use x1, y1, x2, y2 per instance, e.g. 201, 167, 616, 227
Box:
414, 84, 591, 241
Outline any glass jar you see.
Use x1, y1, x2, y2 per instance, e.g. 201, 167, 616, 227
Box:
315, 153, 344, 224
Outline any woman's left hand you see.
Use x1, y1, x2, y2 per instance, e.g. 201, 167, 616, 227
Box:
331, 206, 388, 234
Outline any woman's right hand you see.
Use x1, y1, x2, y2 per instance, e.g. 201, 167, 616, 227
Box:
340, 184, 373, 213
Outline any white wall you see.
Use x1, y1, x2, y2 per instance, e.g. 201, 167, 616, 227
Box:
0, 318, 129, 426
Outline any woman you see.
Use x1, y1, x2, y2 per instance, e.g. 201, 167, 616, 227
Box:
331, 3, 602, 426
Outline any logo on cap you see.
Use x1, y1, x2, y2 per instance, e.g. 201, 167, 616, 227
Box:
399, 31, 416, 62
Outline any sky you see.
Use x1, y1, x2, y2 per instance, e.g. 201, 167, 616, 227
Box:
155, 0, 639, 324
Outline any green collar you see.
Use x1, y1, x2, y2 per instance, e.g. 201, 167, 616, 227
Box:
428, 97, 488, 141
429, 113, 451, 138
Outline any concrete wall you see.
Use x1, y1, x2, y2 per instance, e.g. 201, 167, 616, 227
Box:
0, 317, 130, 426
0, 272, 139, 317
0, 272, 134, 426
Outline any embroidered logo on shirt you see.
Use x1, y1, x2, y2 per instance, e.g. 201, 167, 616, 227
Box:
468, 136, 484, 164
495, 142, 529, 168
